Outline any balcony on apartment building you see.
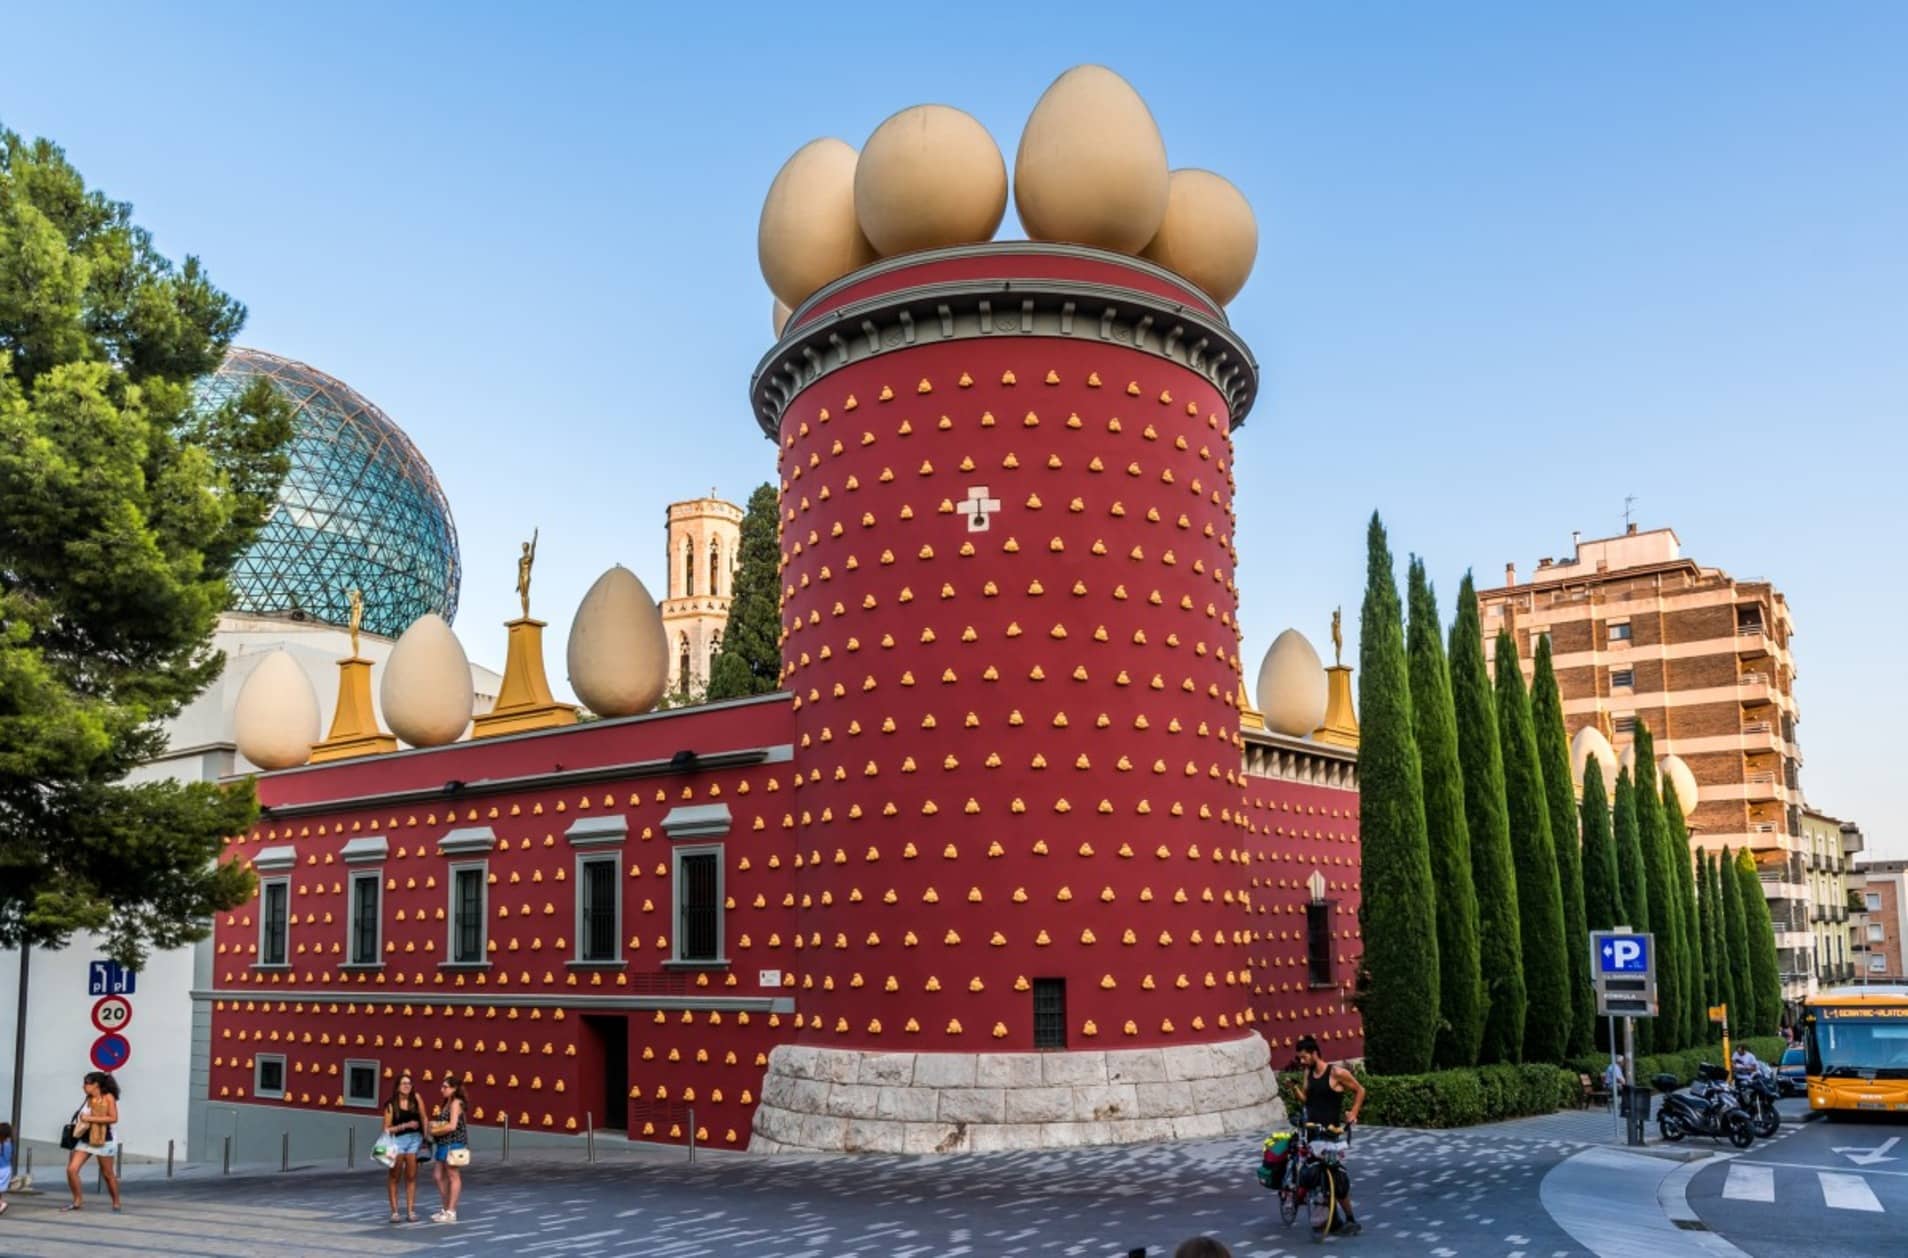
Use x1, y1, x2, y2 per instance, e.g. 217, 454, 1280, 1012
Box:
1738, 671, 1773, 705
1743, 771, 1782, 801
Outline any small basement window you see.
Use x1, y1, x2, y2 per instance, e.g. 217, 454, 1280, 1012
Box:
344, 1059, 380, 1109
255, 1053, 287, 1100
1032, 978, 1067, 1050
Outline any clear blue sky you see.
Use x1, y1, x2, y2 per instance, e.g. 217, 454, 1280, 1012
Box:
7, 2, 1903, 852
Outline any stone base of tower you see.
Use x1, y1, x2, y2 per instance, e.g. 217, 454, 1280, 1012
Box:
749, 1034, 1282, 1155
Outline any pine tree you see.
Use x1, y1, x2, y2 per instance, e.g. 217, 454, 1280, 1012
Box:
1353, 515, 1441, 1074
1664, 785, 1706, 1046
1711, 852, 1739, 1031
1632, 726, 1683, 1051
1407, 559, 1483, 1069
1531, 637, 1593, 1054
1612, 767, 1653, 1051
0, 127, 290, 967
1721, 845, 1756, 1035
706, 482, 784, 701
1450, 575, 1524, 1063
1697, 846, 1719, 1013
1737, 849, 1784, 1036
1494, 631, 1570, 1063
1579, 764, 1621, 1051
1579, 765, 1621, 934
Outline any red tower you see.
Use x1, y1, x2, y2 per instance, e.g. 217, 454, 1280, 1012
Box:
749, 244, 1283, 1152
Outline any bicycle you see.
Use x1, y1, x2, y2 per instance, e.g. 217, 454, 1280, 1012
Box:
1271, 1122, 1353, 1240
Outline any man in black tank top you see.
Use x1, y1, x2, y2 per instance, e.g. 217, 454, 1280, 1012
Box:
1295, 1035, 1365, 1237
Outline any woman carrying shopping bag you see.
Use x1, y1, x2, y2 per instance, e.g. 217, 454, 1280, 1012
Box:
427, 1072, 470, 1224
381, 1071, 427, 1223
61, 1071, 123, 1213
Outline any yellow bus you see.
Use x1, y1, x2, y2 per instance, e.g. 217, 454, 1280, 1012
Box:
1803, 987, 1908, 1114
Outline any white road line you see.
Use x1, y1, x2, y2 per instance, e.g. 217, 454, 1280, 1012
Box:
1819, 1171, 1885, 1212
1722, 1163, 1774, 1202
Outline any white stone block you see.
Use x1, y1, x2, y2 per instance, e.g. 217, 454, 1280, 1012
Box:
1170, 1111, 1225, 1141
773, 1045, 820, 1080
975, 1052, 1045, 1089
795, 1112, 850, 1150
1004, 1085, 1073, 1123
902, 1122, 967, 1155
786, 1077, 831, 1115
758, 1070, 797, 1110
1071, 1083, 1138, 1122
910, 1052, 979, 1089
1104, 1048, 1168, 1085
750, 1105, 799, 1144
858, 1052, 917, 1087
1134, 1080, 1195, 1117
1106, 1116, 1177, 1144
1191, 1074, 1255, 1114
843, 1117, 906, 1152
825, 1083, 881, 1119
876, 1086, 940, 1123
809, 1048, 863, 1084
1162, 1042, 1224, 1081
965, 1122, 1048, 1153
1039, 1050, 1108, 1087
938, 1087, 1007, 1125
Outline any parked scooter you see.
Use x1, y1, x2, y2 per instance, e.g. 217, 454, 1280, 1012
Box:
1733, 1063, 1782, 1139
1654, 1064, 1755, 1149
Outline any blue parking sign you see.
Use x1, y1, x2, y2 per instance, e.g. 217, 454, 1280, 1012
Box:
1594, 932, 1650, 975
88, 960, 136, 995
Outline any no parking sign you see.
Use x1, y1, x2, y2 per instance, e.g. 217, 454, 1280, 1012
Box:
87, 976, 136, 1071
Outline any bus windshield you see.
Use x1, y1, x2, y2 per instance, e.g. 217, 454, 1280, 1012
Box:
1807, 1018, 1908, 1079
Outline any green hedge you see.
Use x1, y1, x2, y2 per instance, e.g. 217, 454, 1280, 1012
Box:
1566, 1035, 1786, 1088
1275, 1063, 1577, 1129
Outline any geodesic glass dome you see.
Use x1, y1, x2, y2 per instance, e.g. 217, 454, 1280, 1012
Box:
198, 347, 460, 639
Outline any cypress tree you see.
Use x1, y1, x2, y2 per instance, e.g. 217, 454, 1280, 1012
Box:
1407, 560, 1483, 1069
1710, 852, 1739, 1031
1633, 726, 1683, 1051
1697, 846, 1719, 1012
1721, 845, 1756, 1036
1354, 514, 1440, 1074
1494, 631, 1570, 1063
1664, 784, 1706, 1046
1580, 765, 1621, 934
1450, 576, 1524, 1063
1531, 637, 1593, 1054
1579, 764, 1620, 1051
1737, 849, 1784, 1036
706, 482, 785, 701
1612, 767, 1653, 1052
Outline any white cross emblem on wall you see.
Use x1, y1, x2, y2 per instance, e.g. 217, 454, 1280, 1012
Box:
957, 486, 1002, 533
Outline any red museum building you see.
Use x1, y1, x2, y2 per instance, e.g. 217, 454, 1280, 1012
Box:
209, 244, 1362, 1156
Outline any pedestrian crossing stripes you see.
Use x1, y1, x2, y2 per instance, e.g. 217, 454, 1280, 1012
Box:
1722, 1160, 1886, 1212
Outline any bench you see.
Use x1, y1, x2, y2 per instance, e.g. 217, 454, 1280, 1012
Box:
1580, 1073, 1613, 1109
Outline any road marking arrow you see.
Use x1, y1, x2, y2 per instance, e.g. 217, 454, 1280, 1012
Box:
1831, 1136, 1901, 1166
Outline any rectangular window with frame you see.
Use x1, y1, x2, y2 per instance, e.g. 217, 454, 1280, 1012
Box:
1611, 668, 1635, 689
578, 855, 621, 963
344, 1058, 380, 1108
1032, 978, 1067, 1049
1872, 955, 1888, 973
255, 1053, 287, 1099
1307, 901, 1335, 986
449, 863, 487, 965
1871, 924, 1886, 942
1613, 714, 1638, 734
1607, 622, 1633, 642
673, 847, 723, 963
349, 872, 381, 966
260, 878, 290, 966
1868, 893, 1883, 912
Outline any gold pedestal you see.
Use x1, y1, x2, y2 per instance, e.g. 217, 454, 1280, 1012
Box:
1237, 682, 1266, 733
1312, 664, 1360, 749
310, 657, 398, 763
472, 617, 577, 738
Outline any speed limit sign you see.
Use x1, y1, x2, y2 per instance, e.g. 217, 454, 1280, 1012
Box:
92, 995, 134, 1033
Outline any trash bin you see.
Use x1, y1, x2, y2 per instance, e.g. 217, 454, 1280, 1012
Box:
1624, 1085, 1652, 1145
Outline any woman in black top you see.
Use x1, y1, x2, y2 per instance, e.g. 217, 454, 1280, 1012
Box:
62, 1071, 122, 1213
382, 1072, 426, 1223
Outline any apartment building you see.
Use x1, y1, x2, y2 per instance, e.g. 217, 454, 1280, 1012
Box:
1800, 810, 1860, 986
1855, 860, 1908, 982
1476, 525, 1821, 996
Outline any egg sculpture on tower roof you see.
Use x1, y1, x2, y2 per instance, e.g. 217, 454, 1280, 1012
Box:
567, 565, 670, 717
757, 64, 1259, 323
1256, 629, 1330, 739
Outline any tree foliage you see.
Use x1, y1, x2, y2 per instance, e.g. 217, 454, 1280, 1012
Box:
1721, 845, 1756, 1035
1663, 784, 1705, 1045
1579, 764, 1620, 934
1406, 559, 1482, 1069
1494, 631, 1570, 1063
1612, 767, 1652, 1051
1736, 848, 1784, 1036
1354, 514, 1440, 1074
1449, 575, 1523, 1063
1631, 726, 1683, 1051
0, 126, 290, 964
705, 482, 783, 702
1531, 636, 1593, 1054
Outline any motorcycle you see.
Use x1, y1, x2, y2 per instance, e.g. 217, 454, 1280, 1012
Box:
1733, 1064, 1782, 1139
1654, 1064, 1754, 1149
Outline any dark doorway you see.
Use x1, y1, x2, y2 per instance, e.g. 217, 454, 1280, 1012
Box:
582, 1014, 630, 1131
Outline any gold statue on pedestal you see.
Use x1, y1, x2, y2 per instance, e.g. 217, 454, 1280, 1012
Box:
1330, 606, 1343, 666
475, 527, 576, 738
311, 584, 396, 763
1314, 607, 1360, 749
346, 587, 364, 658
516, 528, 538, 619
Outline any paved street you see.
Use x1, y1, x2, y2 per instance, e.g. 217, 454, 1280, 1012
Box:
0, 1123, 1594, 1258
1686, 1114, 1908, 1258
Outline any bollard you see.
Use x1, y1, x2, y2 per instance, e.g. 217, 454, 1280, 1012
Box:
281, 1130, 290, 1172
167, 1138, 175, 1179
222, 1135, 231, 1175
501, 1113, 511, 1165
23, 1145, 32, 1181
586, 1111, 595, 1165
687, 1107, 696, 1164
348, 1126, 356, 1170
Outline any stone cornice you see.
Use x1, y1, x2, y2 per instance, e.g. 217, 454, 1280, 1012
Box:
1240, 727, 1358, 791
749, 244, 1260, 437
